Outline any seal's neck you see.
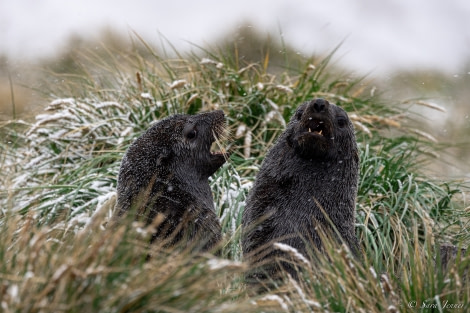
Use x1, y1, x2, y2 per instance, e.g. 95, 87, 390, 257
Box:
266, 140, 355, 180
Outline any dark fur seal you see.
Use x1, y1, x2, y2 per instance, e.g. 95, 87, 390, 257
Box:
242, 98, 360, 282
114, 110, 229, 252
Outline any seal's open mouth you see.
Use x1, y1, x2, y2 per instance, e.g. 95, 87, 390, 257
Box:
210, 138, 230, 159
293, 117, 331, 160
209, 123, 231, 160
200, 117, 231, 177
305, 117, 327, 137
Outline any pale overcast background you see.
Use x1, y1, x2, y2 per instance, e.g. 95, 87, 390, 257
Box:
1, 0, 470, 75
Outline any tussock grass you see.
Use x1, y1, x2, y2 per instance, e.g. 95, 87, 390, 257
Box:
0, 203, 253, 313
0, 35, 468, 312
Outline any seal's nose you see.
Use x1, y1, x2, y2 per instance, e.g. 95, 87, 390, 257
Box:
312, 98, 329, 113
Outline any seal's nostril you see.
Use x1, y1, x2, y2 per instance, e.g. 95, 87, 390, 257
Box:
313, 102, 324, 112
313, 99, 328, 112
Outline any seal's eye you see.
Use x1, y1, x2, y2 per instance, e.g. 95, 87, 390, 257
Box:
296, 110, 304, 121
337, 117, 348, 128
185, 129, 197, 140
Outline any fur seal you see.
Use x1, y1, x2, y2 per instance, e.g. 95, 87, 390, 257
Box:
113, 110, 229, 252
242, 98, 360, 282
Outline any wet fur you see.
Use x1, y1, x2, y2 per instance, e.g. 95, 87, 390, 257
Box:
114, 110, 228, 252
242, 99, 360, 282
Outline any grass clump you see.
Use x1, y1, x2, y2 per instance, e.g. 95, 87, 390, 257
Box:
0, 34, 468, 312
0, 206, 252, 312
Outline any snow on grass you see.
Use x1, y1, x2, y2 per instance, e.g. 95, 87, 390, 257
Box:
200, 58, 223, 68
206, 258, 244, 271
46, 98, 76, 110
213, 165, 251, 236
2, 97, 131, 224
26, 111, 78, 135
273, 242, 311, 267
275, 84, 293, 94
256, 294, 289, 312
288, 275, 323, 309
140, 92, 153, 100
169, 79, 187, 90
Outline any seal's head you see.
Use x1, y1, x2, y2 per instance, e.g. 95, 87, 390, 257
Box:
287, 98, 357, 161
135, 109, 230, 179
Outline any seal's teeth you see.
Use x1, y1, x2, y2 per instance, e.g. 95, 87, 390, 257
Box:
319, 129, 323, 135
308, 128, 312, 133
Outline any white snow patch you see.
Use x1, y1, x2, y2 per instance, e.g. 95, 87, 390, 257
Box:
69, 213, 91, 229
169, 79, 187, 89
36, 195, 66, 211
200, 58, 223, 68
94, 191, 116, 216
89, 180, 108, 191
243, 130, 252, 158
235, 124, 247, 138
11, 173, 30, 189
24, 271, 35, 279
275, 84, 293, 94
50, 98, 75, 106
8, 284, 19, 303
35, 111, 77, 123
47, 129, 69, 140
263, 110, 285, 127
274, 242, 311, 266
94, 101, 124, 110
264, 111, 277, 123
27, 111, 78, 135
207, 258, 243, 270
258, 294, 289, 311
121, 127, 134, 137
140, 92, 153, 100
46, 98, 76, 110
200, 58, 218, 65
